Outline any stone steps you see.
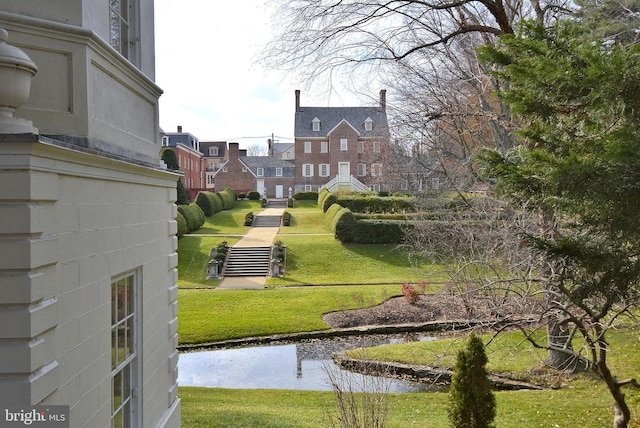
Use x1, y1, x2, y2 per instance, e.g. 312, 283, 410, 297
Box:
223, 246, 271, 277
252, 215, 282, 227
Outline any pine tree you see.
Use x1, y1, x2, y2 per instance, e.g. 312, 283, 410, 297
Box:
448, 334, 496, 428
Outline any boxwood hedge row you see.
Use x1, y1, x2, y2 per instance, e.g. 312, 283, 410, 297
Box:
177, 203, 205, 234
335, 195, 416, 213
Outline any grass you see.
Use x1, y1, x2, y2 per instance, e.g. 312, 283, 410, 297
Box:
197, 200, 262, 235
180, 377, 639, 427
176, 236, 240, 288
178, 285, 400, 344
280, 200, 329, 234
267, 235, 442, 286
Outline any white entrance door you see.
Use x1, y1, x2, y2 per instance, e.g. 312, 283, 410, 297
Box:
275, 185, 284, 198
338, 162, 350, 183
256, 179, 265, 197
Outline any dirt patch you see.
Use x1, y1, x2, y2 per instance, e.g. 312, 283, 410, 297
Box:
322, 294, 542, 329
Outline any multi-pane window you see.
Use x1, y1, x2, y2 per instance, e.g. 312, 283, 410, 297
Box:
276, 168, 283, 177
432, 177, 440, 189
373, 141, 380, 153
312, 118, 321, 132
358, 141, 364, 153
357, 163, 366, 177
257, 168, 264, 177
304, 141, 312, 153
340, 139, 348, 151
110, 0, 130, 57
320, 141, 328, 153
304, 185, 313, 192
208, 146, 219, 156
364, 118, 373, 131
111, 273, 138, 428
319, 164, 330, 177
302, 164, 314, 177
371, 163, 383, 177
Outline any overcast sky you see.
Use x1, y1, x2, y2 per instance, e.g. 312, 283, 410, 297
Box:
154, 1, 373, 149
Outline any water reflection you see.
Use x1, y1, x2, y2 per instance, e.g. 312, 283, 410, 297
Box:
178, 333, 434, 393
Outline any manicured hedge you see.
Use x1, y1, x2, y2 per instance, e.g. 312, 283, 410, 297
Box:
177, 203, 205, 233
336, 195, 416, 213
220, 187, 236, 209
294, 191, 318, 201
176, 212, 188, 239
353, 220, 411, 244
195, 192, 214, 216
324, 203, 357, 242
244, 212, 254, 226
247, 191, 261, 200
282, 211, 292, 226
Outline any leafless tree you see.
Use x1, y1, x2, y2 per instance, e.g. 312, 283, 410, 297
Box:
246, 142, 268, 157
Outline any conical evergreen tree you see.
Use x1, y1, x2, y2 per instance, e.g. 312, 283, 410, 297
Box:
448, 334, 496, 428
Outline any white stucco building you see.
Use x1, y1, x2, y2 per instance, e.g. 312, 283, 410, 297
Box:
0, 1, 180, 426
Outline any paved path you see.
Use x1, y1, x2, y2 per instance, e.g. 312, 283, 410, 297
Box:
216, 207, 284, 290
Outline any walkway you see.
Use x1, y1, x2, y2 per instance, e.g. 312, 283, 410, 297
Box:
217, 207, 284, 290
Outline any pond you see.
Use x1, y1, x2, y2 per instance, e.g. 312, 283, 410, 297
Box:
178, 333, 436, 393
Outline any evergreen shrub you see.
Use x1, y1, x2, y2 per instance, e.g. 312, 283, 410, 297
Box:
332, 207, 357, 243
177, 203, 205, 233
244, 212, 254, 226
336, 195, 416, 213
317, 188, 330, 210
353, 220, 410, 244
195, 191, 214, 216
294, 191, 318, 201
282, 211, 292, 226
176, 212, 187, 238
247, 191, 261, 200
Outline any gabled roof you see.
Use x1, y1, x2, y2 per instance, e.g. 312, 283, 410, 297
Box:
295, 106, 388, 138
240, 156, 296, 177
199, 141, 227, 157
271, 142, 294, 155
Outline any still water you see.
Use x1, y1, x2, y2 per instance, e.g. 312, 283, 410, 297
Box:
178, 334, 434, 393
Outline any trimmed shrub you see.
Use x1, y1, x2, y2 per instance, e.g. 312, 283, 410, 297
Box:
294, 191, 318, 201
237, 192, 247, 199
195, 191, 214, 216
244, 212, 254, 226
176, 179, 190, 205
176, 212, 187, 238
222, 187, 236, 208
322, 193, 337, 212
282, 211, 292, 226
353, 220, 410, 244
332, 207, 357, 243
213, 192, 225, 212
287, 198, 294, 208
317, 188, 330, 210
336, 195, 416, 213
209, 192, 222, 213
177, 203, 205, 233
325, 203, 344, 230
247, 191, 261, 200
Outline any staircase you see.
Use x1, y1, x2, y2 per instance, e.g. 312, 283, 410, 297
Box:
222, 246, 271, 277
252, 215, 282, 227
267, 199, 287, 208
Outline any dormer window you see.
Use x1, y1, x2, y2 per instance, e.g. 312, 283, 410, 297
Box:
208, 146, 219, 156
364, 117, 373, 132
312, 117, 321, 132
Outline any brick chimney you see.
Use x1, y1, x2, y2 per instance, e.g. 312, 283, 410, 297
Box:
229, 142, 240, 160
379, 90, 386, 112
295, 89, 300, 112
239, 149, 247, 157
177, 125, 182, 133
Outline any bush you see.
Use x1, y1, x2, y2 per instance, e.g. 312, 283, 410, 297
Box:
209, 192, 222, 213
332, 207, 357, 243
325, 203, 344, 230
317, 188, 330, 210
247, 191, 261, 200
353, 220, 410, 244
237, 192, 247, 199
401, 283, 420, 304
213, 192, 225, 212
294, 191, 318, 201
322, 193, 338, 212
244, 212, 254, 226
177, 203, 205, 233
176, 179, 189, 205
222, 187, 236, 208
176, 212, 187, 238
287, 198, 294, 208
282, 211, 292, 226
336, 195, 416, 213
448, 334, 496, 428
195, 192, 214, 216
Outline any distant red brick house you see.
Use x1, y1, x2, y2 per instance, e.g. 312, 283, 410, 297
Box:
162, 126, 204, 199
213, 142, 296, 198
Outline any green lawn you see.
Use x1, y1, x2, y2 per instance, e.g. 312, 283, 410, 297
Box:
178, 285, 400, 344
176, 236, 240, 288
196, 200, 262, 235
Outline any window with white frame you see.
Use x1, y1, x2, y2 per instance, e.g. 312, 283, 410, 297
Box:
276, 168, 283, 177
111, 272, 140, 428
304, 185, 312, 192
208, 146, 219, 156
320, 141, 328, 153
432, 177, 440, 189
357, 163, 366, 177
319, 164, 330, 177
257, 167, 264, 177
340, 139, 348, 151
372, 183, 381, 191
312, 117, 321, 132
358, 141, 364, 153
304, 141, 312, 153
373, 141, 380, 153
162, 136, 170, 147
109, 0, 140, 67
302, 164, 314, 177
371, 163, 383, 177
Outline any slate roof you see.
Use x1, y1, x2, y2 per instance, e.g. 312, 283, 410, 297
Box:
239, 156, 296, 178
200, 141, 227, 157
164, 132, 198, 150
295, 106, 388, 138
